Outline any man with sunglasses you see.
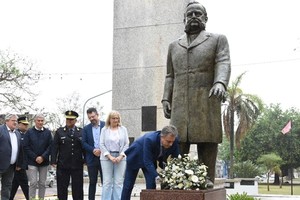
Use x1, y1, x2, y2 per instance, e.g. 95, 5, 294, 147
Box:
51, 110, 85, 200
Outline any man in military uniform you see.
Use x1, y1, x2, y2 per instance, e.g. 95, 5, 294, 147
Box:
51, 111, 84, 200
10, 116, 30, 200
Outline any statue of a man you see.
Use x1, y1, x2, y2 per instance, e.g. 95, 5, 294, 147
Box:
162, 0, 231, 183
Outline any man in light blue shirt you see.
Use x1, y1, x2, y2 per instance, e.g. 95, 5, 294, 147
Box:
82, 108, 105, 200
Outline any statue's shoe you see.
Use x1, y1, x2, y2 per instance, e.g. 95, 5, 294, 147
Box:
206, 179, 214, 189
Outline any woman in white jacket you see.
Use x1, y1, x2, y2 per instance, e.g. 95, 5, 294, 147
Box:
100, 110, 129, 200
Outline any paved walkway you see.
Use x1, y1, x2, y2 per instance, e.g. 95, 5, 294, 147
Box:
13, 182, 300, 200
13, 182, 145, 200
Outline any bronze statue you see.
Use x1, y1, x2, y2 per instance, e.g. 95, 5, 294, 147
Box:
162, 0, 231, 183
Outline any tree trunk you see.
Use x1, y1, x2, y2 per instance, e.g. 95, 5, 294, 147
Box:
229, 107, 235, 179
274, 173, 280, 185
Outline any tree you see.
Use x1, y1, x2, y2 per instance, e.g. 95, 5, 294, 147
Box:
238, 104, 284, 163
233, 160, 262, 178
0, 49, 40, 112
45, 92, 104, 130
257, 153, 283, 191
239, 104, 300, 184
222, 72, 264, 178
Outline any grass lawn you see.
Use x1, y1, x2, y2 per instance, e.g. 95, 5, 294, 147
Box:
259, 184, 300, 195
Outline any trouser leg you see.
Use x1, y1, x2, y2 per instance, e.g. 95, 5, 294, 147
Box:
121, 168, 139, 200
71, 168, 84, 200
197, 143, 218, 182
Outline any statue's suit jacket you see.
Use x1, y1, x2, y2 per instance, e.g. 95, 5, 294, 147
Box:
0, 124, 23, 171
163, 30, 231, 143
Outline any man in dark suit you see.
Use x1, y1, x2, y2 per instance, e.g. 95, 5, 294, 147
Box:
121, 125, 179, 200
0, 114, 23, 200
10, 116, 30, 200
82, 107, 105, 200
51, 111, 84, 200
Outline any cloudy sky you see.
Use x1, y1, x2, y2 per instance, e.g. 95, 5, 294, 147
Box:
201, 0, 300, 110
0, 0, 114, 117
0, 0, 300, 120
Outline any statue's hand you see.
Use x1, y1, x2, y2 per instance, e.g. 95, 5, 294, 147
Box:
162, 100, 171, 119
209, 83, 226, 101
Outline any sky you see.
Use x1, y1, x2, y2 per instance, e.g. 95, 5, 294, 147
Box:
0, 0, 114, 119
0, 0, 300, 121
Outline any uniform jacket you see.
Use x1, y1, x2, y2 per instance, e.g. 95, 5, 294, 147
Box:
18, 129, 28, 170
162, 31, 231, 143
0, 124, 23, 171
82, 121, 105, 166
99, 125, 129, 160
51, 126, 84, 169
125, 131, 179, 180
24, 127, 52, 166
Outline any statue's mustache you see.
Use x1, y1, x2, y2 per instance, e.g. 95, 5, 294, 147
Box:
187, 18, 202, 27
185, 18, 205, 34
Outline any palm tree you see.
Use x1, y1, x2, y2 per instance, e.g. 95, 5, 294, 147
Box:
223, 72, 264, 178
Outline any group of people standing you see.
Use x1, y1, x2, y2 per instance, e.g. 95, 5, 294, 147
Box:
1, 0, 229, 199
0, 108, 180, 200
0, 108, 133, 200
0, 113, 52, 200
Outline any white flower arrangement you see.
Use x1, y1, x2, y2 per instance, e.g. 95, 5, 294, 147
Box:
159, 154, 209, 190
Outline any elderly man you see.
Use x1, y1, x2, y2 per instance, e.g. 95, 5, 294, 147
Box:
162, 1, 231, 183
24, 113, 52, 199
121, 125, 179, 200
0, 114, 23, 200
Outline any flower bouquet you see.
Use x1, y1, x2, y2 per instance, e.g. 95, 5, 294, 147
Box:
159, 154, 209, 190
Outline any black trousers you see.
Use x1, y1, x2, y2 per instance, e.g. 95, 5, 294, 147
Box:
9, 169, 29, 200
56, 167, 83, 200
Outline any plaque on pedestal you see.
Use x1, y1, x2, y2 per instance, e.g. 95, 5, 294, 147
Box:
140, 188, 226, 200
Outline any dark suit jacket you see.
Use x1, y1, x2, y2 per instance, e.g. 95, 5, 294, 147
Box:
125, 131, 179, 179
0, 124, 23, 171
82, 121, 105, 167
19, 130, 28, 170
24, 127, 52, 166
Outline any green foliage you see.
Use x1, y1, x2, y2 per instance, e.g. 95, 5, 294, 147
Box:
233, 160, 261, 178
257, 153, 283, 190
257, 153, 282, 173
227, 192, 260, 200
222, 72, 264, 178
239, 104, 300, 170
218, 135, 231, 161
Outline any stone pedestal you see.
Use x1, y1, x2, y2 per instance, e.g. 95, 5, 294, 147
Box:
113, 0, 189, 138
140, 188, 226, 200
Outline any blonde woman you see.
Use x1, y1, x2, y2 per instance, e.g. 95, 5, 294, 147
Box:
100, 111, 129, 200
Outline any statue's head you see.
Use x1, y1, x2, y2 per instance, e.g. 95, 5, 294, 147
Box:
184, 1, 208, 34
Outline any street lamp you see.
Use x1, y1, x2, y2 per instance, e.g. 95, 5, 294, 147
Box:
82, 90, 112, 126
